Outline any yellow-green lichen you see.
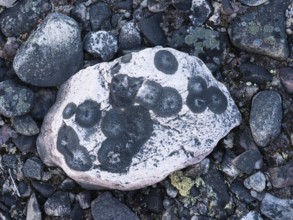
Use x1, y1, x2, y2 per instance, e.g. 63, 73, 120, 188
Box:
169, 171, 195, 197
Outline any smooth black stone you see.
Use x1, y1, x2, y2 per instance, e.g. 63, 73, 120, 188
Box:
91, 192, 139, 220
12, 134, 37, 153
89, 2, 112, 31
138, 13, 167, 46
22, 157, 44, 180
144, 189, 164, 213
2, 154, 17, 169
154, 50, 178, 75
232, 149, 262, 174
44, 191, 71, 217
240, 63, 272, 84
230, 179, 255, 204
32, 182, 56, 198
189, 185, 200, 197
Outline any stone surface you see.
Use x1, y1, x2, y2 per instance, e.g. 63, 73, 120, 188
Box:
26, 193, 42, 220
228, 0, 290, 60
239, 0, 268, 6
240, 211, 263, 220
119, 22, 142, 50
240, 63, 272, 84
0, 0, 51, 37
37, 47, 241, 190
0, 0, 17, 7
230, 179, 255, 204
269, 161, 293, 188
44, 191, 71, 217
0, 80, 34, 118
91, 192, 139, 220
76, 191, 91, 209
189, 0, 212, 26
13, 13, 83, 87
12, 134, 37, 153
280, 67, 293, 93
89, 2, 112, 31
244, 171, 266, 192
232, 149, 262, 174
11, 115, 39, 136
22, 157, 44, 180
32, 182, 55, 198
84, 31, 118, 61
260, 193, 293, 220
249, 91, 282, 147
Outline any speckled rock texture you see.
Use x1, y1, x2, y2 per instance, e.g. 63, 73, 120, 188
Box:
0, 0, 18, 7
13, 12, 83, 87
37, 47, 241, 190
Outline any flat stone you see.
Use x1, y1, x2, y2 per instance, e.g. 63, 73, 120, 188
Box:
280, 67, 293, 93
240, 63, 272, 84
0, 0, 51, 37
0, 80, 34, 118
228, 0, 290, 60
232, 149, 262, 174
91, 192, 139, 220
22, 157, 44, 180
244, 171, 266, 192
11, 115, 39, 136
230, 179, 255, 204
269, 161, 293, 188
37, 47, 241, 190
13, 13, 83, 87
12, 134, 37, 153
44, 191, 71, 217
26, 193, 42, 220
260, 193, 293, 220
239, 0, 268, 6
249, 91, 282, 147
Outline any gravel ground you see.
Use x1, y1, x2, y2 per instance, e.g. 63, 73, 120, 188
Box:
0, 0, 293, 219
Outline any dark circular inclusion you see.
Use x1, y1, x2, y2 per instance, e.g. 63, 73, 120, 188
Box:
153, 87, 182, 117
188, 76, 207, 95
101, 108, 126, 139
75, 99, 101, 128
207, 86, 228, 114
154, 50, 178, 75
186, 93, 208, 113
62, 102, 77, 119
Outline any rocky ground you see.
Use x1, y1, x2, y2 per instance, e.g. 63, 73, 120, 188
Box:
0, 0, 293, 219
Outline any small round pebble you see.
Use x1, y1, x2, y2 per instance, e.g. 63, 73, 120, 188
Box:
244, 171, 266, 192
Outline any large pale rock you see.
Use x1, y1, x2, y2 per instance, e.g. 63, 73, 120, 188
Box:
37, 47, 241, 190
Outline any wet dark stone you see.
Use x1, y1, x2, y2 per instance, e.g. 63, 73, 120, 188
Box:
30, 89, 56, 120
153, 87, 182, 117
62, 102, 77, 119
91, 192, 139, 220
207, 86, 228, 114
138, 13, 167, 46
189, 185, 200, 197
154, 50, 178, 75
232, 149, 262, 174
119, 22, 142, 50
22, 157, 44, 180
280, 67, 293, 93
101, 108, 126, 139
89, 2, 112, 31
249, 90, 282, 147
0, 0, 51, 37
12, 134, 37, 153
144, 189, 164, 213
2, 154, 17, 169
0, 80, 34, 118
75, 100, 101, 128
240, 63, 272, 84
269, 161, 293, 188
186, 92, 208, 113
44, 191, 71, 217
0, 67, 7, 81
230, 179, 255, 204
110, 74, 143, 107
32, 182, 56, 198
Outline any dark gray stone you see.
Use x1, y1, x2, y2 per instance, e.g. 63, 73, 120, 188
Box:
185, 27, 227, 72
84, 31, 118, 61
11, 115, 39, 136
59, 178, 77, 191
91, 192, 139, 220
70, 203, 83, 220
23, 157, 44, 180
112, 0, 132, 10
232, 149, 262, 174
280, 67, 293, 93
1, 154, 17, 169
89, 2, 112, 31
269, 161, 293, 188
148, 0, 170, 12
240, 211, 263, 220
26, 193, 42, 220
12, 134, 37, 153
13, 13, 83, 87
0, 210, 10, 220
0, 67, 7, 81
17, 181, 31, 197
228, 0, 290, 60
0, 0, 18, 7
230, 179, 255, 204
239, 0, 268, 6
250, 91, 282, 147
144, 189, 164, 213
172, 0, 192, 11
119, 22, 141, 50
76, 191, 91, 209
221, 149, 240, 177
0, 0, 51, 37
189, 0, 212, 26
0, 80, 34, 118
240, 63, 272, 84
44, 191, 71, 217
32, 182, 56, 198
261, 193, 293, 220
138, 13, 167, 46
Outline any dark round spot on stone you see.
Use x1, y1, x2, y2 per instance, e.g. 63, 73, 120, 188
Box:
62, 102, 77, 119
186, 92, 208, 113
153, 87, 182, 117
75, 100, 101, 128
64, 145, 92, 171
110, 63, 121, 75
101, 108, 126, 138
110, 74, 143, 107
57, 125, 80, 155
123, 105, 153, 142
135, 80, 163, 110
207, 86, 228, 114
120, 53, 132, 63
98, 138, 132, 173
154, 50, 178, 75
188, 76, 207, 95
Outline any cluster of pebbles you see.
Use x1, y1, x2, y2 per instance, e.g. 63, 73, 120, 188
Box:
0, 0, 292, 220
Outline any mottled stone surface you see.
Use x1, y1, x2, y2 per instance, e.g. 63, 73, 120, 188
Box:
269, 161, 293, 188
37, 47, 241, 190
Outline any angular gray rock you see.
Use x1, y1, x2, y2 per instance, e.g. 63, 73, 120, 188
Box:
280, 67, 293, 93
228, 0, 290, 60
249, 91, 282, 147
11, 115, 39, 136
260, 193, 293, 220
13, 13, 83, 87
37, 47, 241, 190
269, 161, 293, 188
26, 193, 42, 220
244, 171, 266, 192
44, 191, 71, 217
0, 0, 18, 7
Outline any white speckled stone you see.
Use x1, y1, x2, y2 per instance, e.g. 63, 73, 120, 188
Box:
37, 47, 241, 190
0, 0, 17, 7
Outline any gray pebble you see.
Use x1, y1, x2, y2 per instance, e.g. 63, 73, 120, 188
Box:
23, 157, 44, 180
269, 161, 293, 188
232, 149, 262, 174
26, 193, 42, 220
240, 63, 272, 84
44, 191, 71, 217
239, 0, 268, 6
89, 2, 112, 31
76, 191, 91, 209
119, 22, 141, 50
11, 115, 39, 136
244, 171, 266, 192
